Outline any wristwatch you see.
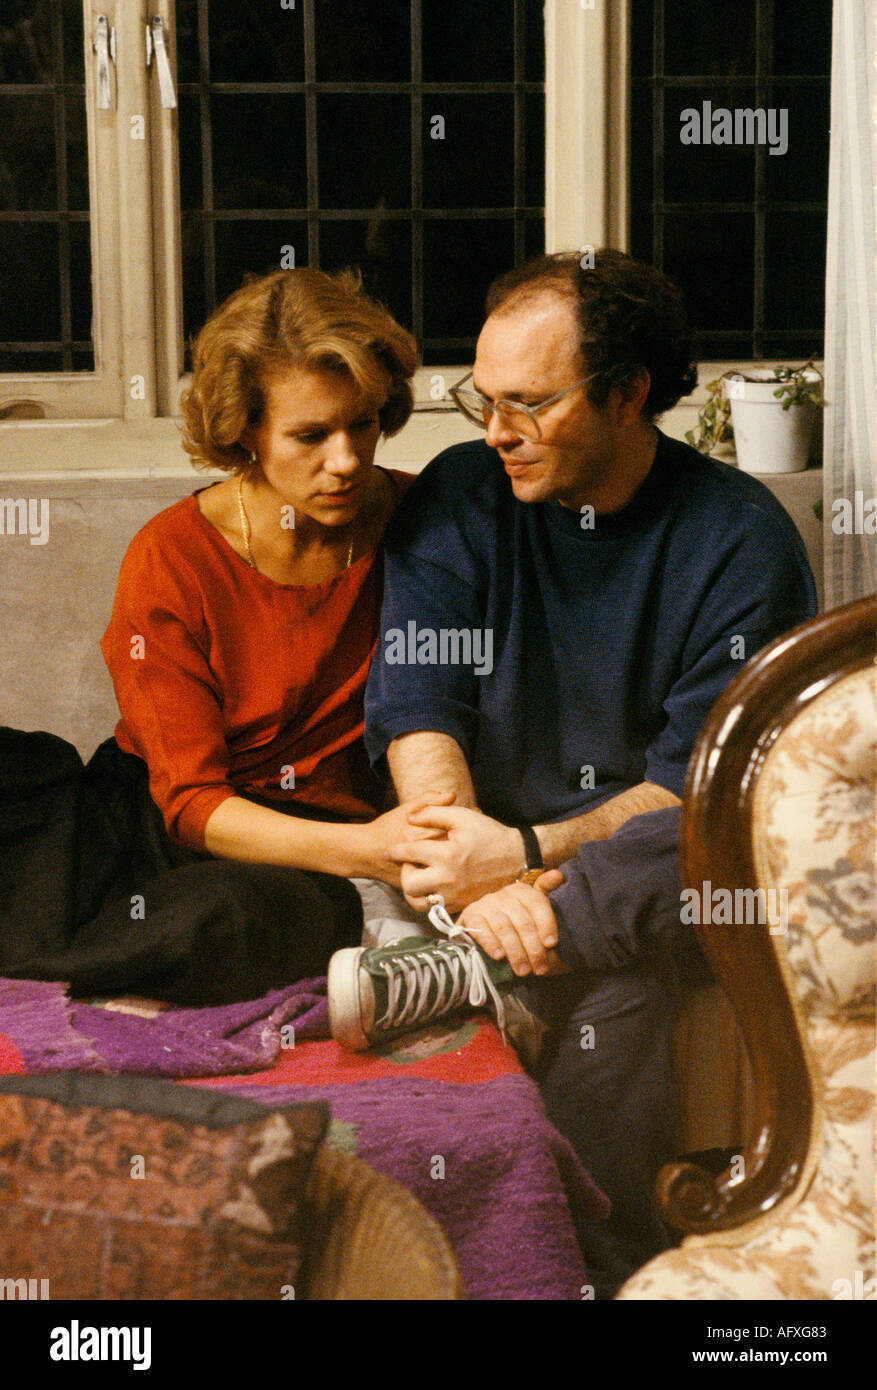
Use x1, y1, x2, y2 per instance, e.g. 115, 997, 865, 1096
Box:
516, 824, 544, 886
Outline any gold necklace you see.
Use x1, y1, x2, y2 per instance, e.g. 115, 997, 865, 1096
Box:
237, 473, 354, 571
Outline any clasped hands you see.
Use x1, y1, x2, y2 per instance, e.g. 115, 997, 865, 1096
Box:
386, 799, 568, 978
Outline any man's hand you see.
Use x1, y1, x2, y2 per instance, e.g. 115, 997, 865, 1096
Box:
387, 804, 526, 912
458, 871, 569, 977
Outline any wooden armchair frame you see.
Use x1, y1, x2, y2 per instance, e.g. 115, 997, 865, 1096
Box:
658, 594, 877, 1236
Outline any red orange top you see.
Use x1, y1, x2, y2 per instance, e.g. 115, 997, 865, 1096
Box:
100, 469, 414, 849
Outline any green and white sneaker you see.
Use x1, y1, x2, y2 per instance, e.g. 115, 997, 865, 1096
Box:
328, 900, 515, 1052
328, 899, 549, 1066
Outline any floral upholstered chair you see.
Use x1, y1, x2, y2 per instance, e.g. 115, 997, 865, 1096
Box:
619, 595, 876, 1301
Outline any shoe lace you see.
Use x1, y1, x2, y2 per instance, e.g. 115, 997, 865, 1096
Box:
372, 900, 507, 1035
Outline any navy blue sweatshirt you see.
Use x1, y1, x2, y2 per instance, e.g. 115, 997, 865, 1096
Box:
365, 432, 817, 968
365, 431, 817, 828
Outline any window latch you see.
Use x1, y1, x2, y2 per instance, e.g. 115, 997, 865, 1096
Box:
146, 16, 178, 109
92, 15, 116, 111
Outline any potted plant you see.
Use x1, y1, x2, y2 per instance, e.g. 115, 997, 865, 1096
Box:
686, 359, 824, 473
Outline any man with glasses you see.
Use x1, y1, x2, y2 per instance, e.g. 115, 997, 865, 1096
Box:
329, 249, 817, 1293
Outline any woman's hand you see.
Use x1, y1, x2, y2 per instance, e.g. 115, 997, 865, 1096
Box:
352, 793, 455, 885
458, 871, 568, 977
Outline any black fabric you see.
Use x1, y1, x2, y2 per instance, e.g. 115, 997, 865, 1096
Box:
0, 728, 362, 1005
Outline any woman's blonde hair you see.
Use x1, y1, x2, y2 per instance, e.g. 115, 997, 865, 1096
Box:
180, 267, 418, 473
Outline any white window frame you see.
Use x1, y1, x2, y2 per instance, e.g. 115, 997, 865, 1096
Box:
0, 0, 179, 420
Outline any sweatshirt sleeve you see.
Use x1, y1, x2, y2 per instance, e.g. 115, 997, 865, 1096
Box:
365, 454, 490, 765
100, 527, 237, 848
548, 806, 690, 972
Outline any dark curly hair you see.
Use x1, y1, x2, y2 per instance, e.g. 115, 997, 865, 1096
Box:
485, 249, 698, 421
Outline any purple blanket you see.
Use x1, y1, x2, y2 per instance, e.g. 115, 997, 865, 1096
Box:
0, 975, 328, 1076
223, 1073, 607, 1300
0, 975, 609, 1299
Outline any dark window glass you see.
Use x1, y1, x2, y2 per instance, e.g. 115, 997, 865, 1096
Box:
320, 218, 413, 329
315, 0, 409, 83
0, 96, 57, 211
524, 0, 545, 83
631, 0, 829, 360
317, 95, 411, 210
209, 0, 306, 83
422, 219, 515, 346
664, 0, 756, 76
663, 212, 755, 336
0, 0, 54, 83
178, 92, 203, 211
525, 92, 545, 208
764, 81, 830, 202
664, 86, 758, 203
772, 0, 832, 76
764, 211, 826, 333
211, 96, 308, 210
213, 219, 308, 307
0, 0, 92, 373
422, 0, 515, 82
178, 1, 545, 364
423, 95, 514, 209
69, 219, 94, 342
0, 222, 61, 341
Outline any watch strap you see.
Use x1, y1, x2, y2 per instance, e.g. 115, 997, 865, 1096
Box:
517, 824, 544, 873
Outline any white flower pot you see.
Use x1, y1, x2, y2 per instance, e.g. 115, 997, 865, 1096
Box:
724, 369, 820, 474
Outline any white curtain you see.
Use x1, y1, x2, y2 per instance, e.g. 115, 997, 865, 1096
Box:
823, 0, 877, 607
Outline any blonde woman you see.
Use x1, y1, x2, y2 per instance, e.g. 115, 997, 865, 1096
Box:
0, 268, 440, 1004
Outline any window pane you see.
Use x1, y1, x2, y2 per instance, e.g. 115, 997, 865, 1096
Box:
315, 0, 409, 83
764, 81, 830, 203
0, 222, 61, 341
320, 218, 412, 329
214, 219, 308, 306
211, 95, 307, 209
178, 92, 203, 211
0, 0, 54, 82
423, 0, 515, 82
212, 0, 305, 83
422, 219, 515, 343
0, 96, 57, 210
423, 95, 514, 209
525, 91, 544, 207
772, 0, 832, 76
664, 0, 756, 76
664, 86, 757, 203
764, 211, 826, 334
0, 0, 93, 374
663, 212, 755, 335
317, 95, 410, 209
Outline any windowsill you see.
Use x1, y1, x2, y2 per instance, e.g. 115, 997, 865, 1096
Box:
0, 408, 825, 484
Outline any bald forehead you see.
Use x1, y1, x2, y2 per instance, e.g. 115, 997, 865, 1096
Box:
475, 291, 582, 396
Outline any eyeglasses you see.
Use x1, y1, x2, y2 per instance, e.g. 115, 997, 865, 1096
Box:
449, 370, 595, 442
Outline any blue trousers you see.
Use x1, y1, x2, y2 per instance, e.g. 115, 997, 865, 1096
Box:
523, 807, 712, 1296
